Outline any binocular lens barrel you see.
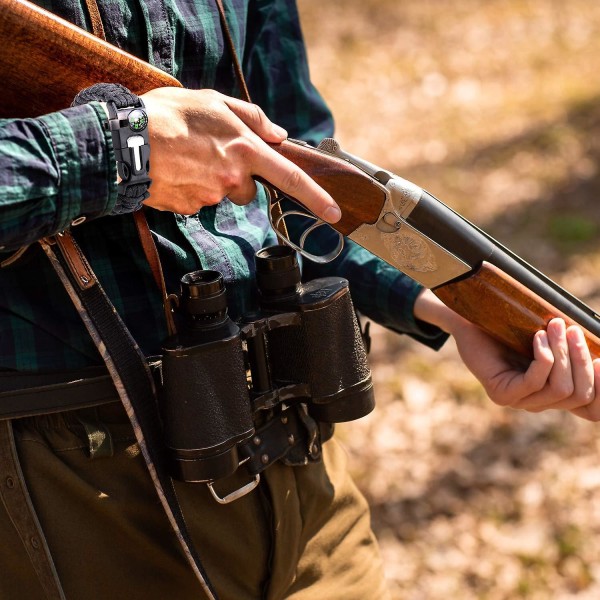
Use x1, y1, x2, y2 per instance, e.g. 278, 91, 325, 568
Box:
161, 270, 254, 483
255, 246, 375, 424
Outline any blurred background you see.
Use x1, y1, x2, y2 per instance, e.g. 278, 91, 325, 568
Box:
296, 1, 600, 598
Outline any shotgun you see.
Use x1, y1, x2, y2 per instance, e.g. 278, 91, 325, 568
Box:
2, 0, 600, 359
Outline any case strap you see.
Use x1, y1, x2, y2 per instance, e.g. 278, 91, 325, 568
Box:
133, 210, 177, 336
214, 0, 251, 103
74, 4, 176, 335
39, 232, 218, 600
82, 0, 106, 39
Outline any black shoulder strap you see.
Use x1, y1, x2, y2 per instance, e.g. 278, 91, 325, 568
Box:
39, 232, 218, 600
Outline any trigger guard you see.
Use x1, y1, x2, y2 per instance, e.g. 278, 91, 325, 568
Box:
268, 206, 344, 264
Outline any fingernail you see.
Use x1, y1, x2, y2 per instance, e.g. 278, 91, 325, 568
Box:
273, 125, 288, 138
323, 205, 342, 223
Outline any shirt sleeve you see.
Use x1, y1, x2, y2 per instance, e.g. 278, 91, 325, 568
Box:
244, 0, 448, 350
0, 101, 117, 253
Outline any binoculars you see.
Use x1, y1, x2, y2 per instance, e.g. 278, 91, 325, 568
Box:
160, 245, 374, 484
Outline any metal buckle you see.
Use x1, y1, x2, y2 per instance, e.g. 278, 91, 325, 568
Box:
207, 474, 260, 505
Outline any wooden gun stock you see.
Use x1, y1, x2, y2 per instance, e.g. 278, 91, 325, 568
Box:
3, 0, 600, 362
0, 0, 181, 118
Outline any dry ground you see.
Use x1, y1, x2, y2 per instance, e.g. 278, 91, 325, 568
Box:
296, 1, 600, 598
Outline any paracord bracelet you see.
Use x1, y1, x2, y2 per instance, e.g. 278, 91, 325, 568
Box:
72, 83, 151, 215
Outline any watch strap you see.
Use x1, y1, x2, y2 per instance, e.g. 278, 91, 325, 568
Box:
72, 83, 151, 215
72, 82, 138, 109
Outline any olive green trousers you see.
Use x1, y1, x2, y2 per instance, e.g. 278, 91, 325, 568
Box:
0, 405, 390, 599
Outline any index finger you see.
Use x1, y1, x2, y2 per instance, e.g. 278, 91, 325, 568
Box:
252, 140, 341, 224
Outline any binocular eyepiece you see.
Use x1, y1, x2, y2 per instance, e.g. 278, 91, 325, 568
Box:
255, 244, 301, 301
160, 245, 374, 484
179, 269, 229, 324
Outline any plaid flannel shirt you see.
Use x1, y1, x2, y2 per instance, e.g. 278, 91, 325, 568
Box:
0, 0, 446, 371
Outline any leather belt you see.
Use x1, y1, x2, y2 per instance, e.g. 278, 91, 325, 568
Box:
0, 369, 335, 472
0, 368, 335, 488
0, 366, 118, 420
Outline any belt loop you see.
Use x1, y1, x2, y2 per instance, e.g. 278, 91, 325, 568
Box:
0, 420, 66, 600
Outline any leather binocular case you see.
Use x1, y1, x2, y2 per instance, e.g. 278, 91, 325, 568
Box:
160, 245, 374, 484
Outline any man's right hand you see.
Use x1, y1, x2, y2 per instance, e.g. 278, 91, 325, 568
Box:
140, 87, 341, 223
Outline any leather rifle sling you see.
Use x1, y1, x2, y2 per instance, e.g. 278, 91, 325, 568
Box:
214, 0, 289, 240
30, 3, 217, 599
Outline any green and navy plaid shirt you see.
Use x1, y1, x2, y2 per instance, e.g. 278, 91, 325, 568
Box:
0, 0, 446, 371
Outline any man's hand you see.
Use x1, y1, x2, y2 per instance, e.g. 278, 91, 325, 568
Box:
413, 289, 600, 422
140, 87, 341, 222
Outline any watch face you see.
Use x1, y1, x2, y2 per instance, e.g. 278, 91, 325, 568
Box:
127, 108, 148, 132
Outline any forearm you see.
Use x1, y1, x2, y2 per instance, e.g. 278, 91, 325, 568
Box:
0, 102, 116, 251
412, 288, 466, 335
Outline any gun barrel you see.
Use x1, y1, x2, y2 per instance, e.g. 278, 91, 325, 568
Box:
407, 191, 600, 340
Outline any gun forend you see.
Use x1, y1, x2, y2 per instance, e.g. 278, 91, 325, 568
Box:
436, 261, 600, 359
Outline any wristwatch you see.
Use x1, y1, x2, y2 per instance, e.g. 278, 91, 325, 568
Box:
105, 98, 152, 213
72, 83, 152, 215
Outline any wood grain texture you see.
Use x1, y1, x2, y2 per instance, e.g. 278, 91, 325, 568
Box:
434, 261, 600, 359
270, 140, 387, 236
0, 0, 181, 118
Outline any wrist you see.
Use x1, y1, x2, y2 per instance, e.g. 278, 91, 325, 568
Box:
413, 288, 463, 335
